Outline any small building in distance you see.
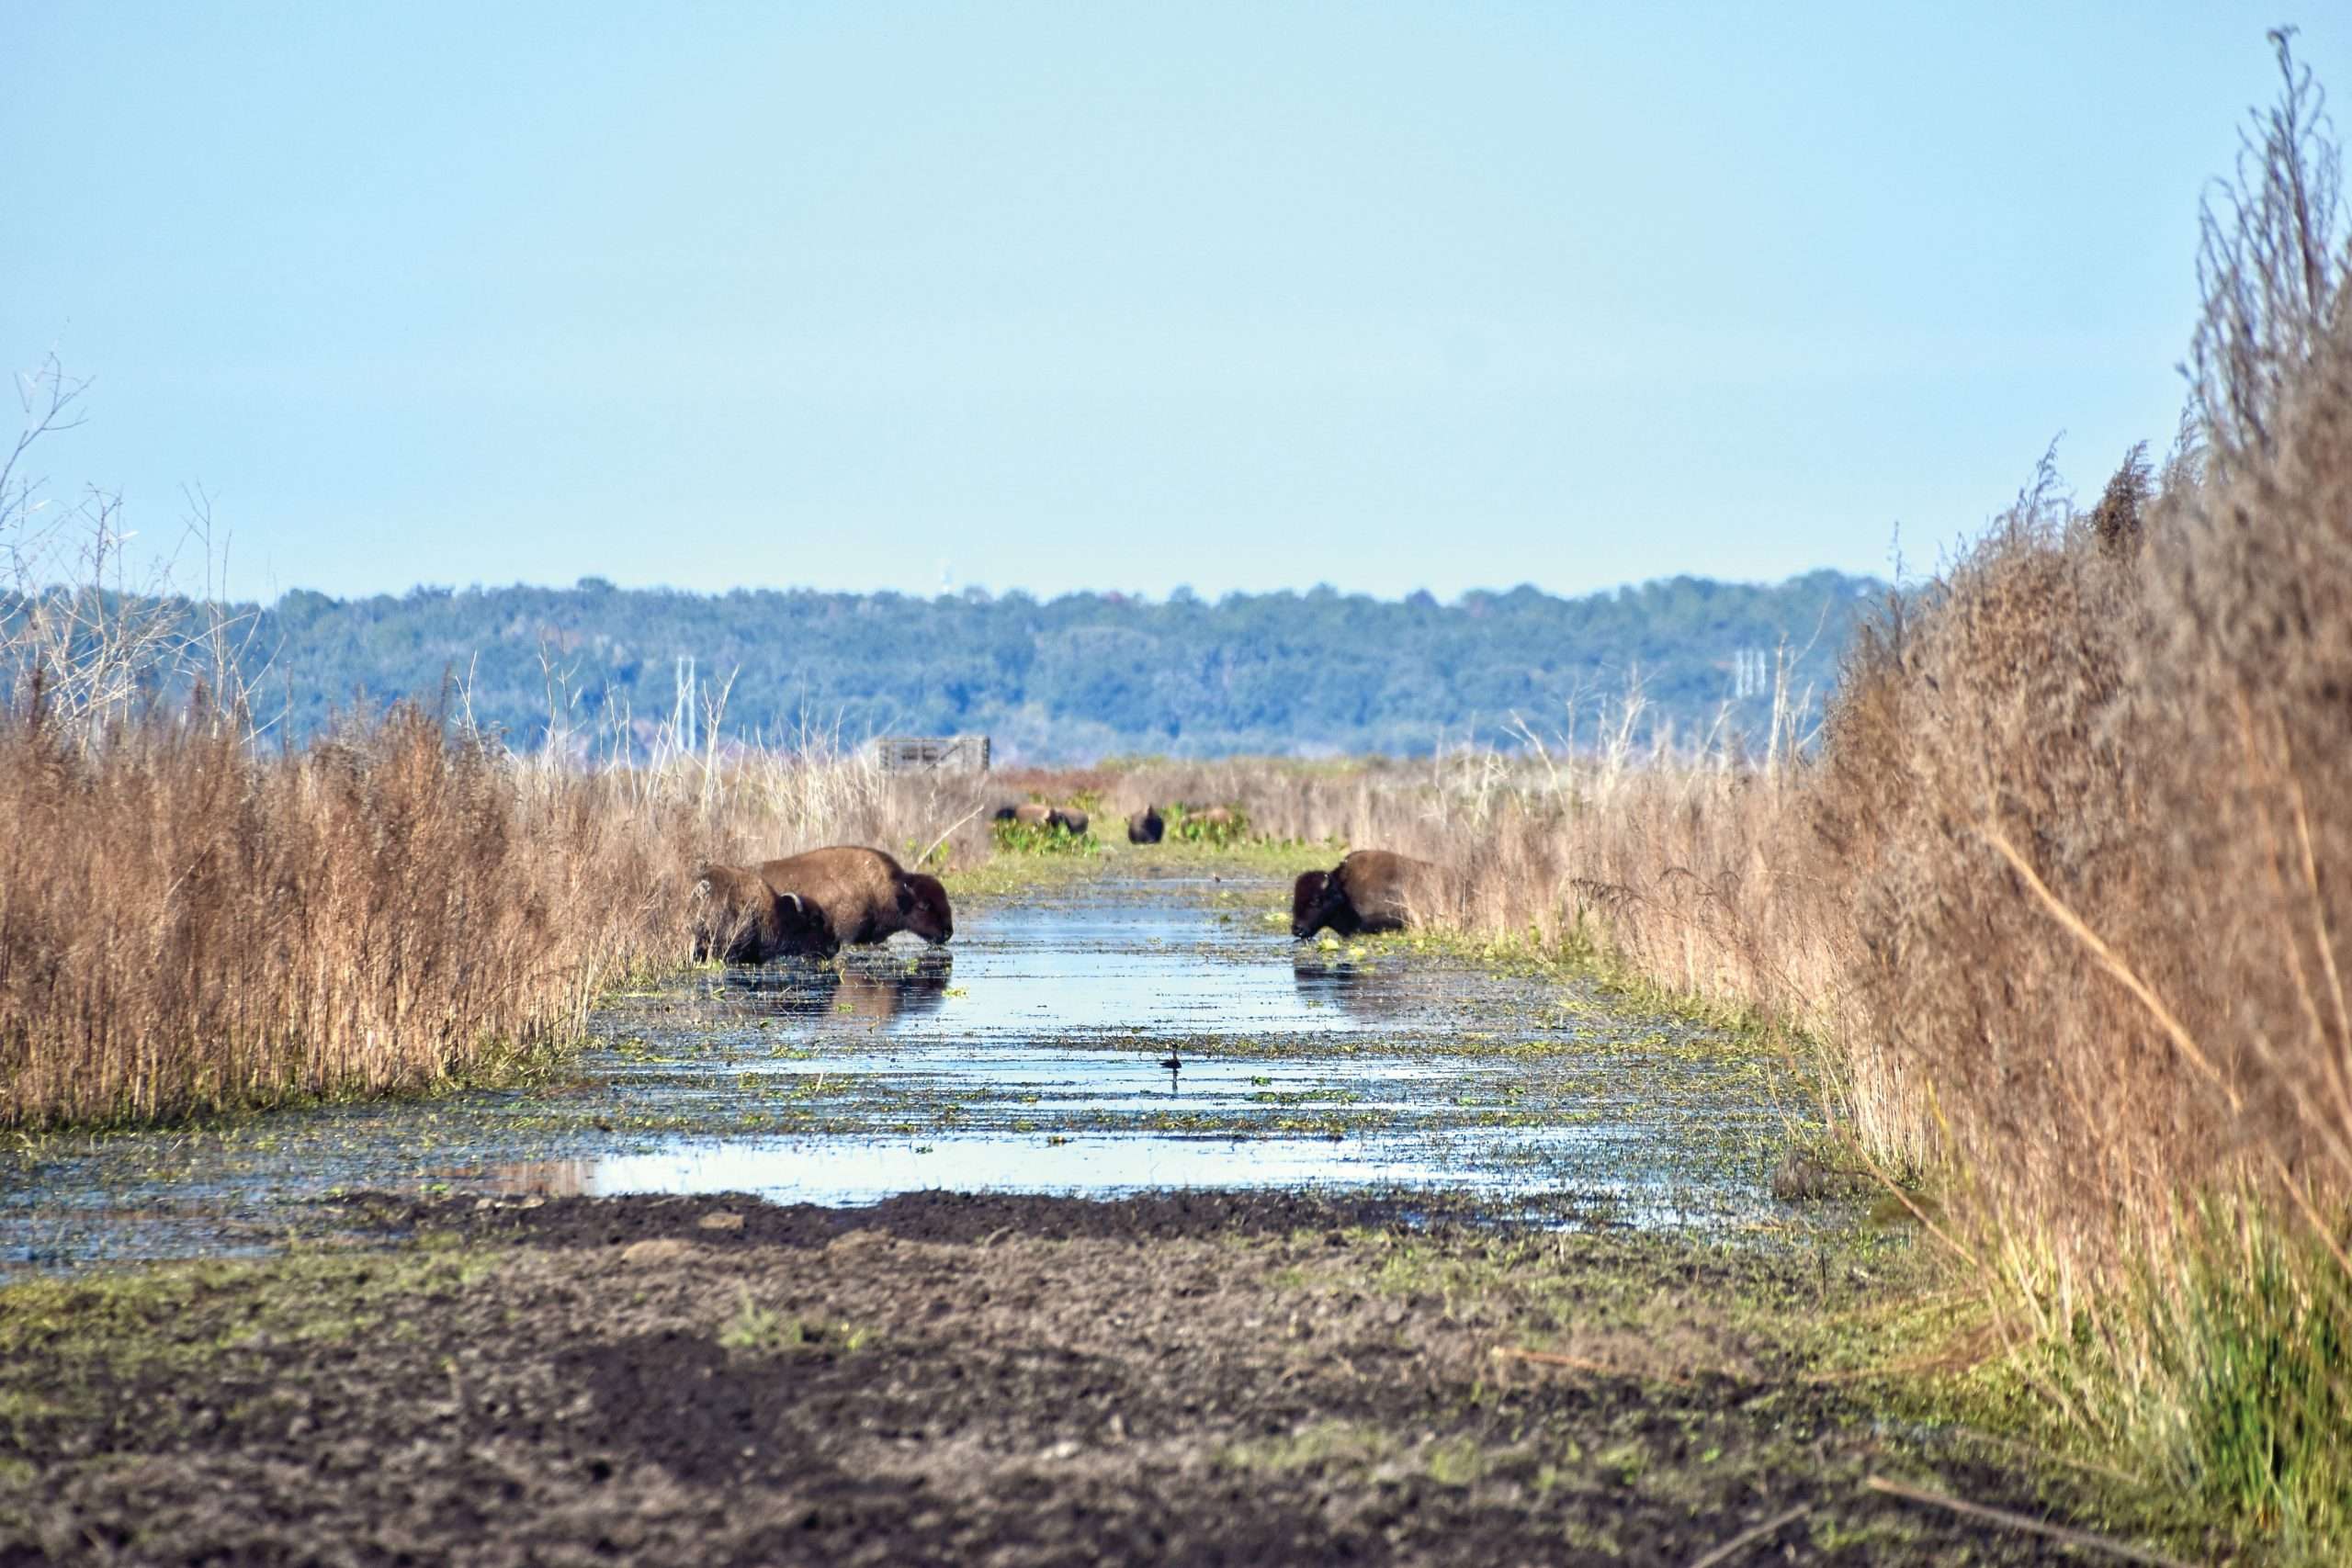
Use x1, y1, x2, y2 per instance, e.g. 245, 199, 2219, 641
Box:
870, 734, 991, 774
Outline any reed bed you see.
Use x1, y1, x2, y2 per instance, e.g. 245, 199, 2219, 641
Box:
1800, 45, 2352, 1533
0, 694, 993, 1127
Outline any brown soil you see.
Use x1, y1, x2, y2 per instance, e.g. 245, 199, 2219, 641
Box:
0, 1192, 2193, 1566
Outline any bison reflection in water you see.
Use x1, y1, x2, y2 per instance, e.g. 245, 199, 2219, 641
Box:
1292, 850, 1443, 939
1291, 951, 1411, 1020
715, 951, 955, 1026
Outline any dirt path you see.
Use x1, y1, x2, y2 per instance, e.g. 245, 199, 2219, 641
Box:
0, 1190, 2185, 1566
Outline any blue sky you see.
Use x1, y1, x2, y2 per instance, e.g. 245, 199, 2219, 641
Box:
6, 4, 2344, 604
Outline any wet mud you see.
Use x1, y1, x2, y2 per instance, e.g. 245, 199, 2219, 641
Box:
0, 1191, 2176, 1567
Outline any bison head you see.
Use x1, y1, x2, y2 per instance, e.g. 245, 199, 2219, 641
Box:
1291, 868, 1339, 939
770, 889, 830, 949
898, 872, 955, 944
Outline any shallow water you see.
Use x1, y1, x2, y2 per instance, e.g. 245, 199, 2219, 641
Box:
1, 873, 1821, 1269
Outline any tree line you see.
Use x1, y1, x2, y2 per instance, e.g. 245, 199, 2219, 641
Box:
17, 570, 1887, 760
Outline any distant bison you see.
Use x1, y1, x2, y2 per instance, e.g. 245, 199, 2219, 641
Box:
994, 803, 1054, 828
1175, 805, 1245, 844
1126, 806, 1165, 844
755, 845, 954, 953
1048, 807, 1090, 836
691, 863, 829, 964
1292, 851, 1442, 940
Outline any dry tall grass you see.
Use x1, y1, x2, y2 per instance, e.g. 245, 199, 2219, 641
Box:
1785, 52, 2352, 1522
1683, 37, 2349, 1537
1804, 33, 2352, 1276
0, 686, 994, 1127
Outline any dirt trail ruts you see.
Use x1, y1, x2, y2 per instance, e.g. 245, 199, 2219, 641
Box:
0, 1191, 2184, 1566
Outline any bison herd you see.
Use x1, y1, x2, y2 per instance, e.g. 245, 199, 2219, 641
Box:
993, 801, 1249, 846
695, 834, 1442, 965
994, 802, 1090, 835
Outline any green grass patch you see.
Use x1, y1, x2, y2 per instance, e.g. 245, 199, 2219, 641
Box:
1215, 1418, 1396, 1474
989, 818, 1102, 857
0, 1236, 503, 1437
718, 1289, 875, 1355
1164, 804, 1251, 846
1966, 1195, 2352, 1560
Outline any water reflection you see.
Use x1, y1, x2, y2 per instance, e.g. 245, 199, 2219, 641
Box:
495, 1133, 1481, 1204
710, 950, 954, 1026
1292, 952, 1411, 1020
481, 1159, 592, 1197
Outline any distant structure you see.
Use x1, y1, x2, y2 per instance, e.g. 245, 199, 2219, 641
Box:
870, 734, 991, 774
673, 656, 698, 752
1730, 647, 1769, 699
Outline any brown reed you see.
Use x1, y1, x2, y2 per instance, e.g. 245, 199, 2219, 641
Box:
0, 692, 997, 1127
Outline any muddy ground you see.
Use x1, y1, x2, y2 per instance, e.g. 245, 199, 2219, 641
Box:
0, 1190, 2214, 1567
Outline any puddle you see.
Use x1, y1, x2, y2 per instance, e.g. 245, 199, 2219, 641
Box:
1, 875, 1826, 1269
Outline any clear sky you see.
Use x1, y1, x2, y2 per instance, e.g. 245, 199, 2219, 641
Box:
6, 4, 2345, 604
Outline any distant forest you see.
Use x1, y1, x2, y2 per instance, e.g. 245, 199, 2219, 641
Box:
158, 571, 1886, 761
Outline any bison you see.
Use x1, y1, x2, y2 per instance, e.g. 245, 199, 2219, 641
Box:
1126, 806, 1165, 844
1291, 850, 1442, 940
1176, 805, 1244, 843
755, 845, 954, 953
994, 803, 1054, 828
691, 863, 830, 963
1047, 807, 1090, 836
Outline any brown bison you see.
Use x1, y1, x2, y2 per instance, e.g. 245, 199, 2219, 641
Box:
994, 803, 1054, 828
1126, 805, 1165, 844
1047, 807, 1090, 836
755, 845, 954, 953
1292, 851, 1441, 939
691, 863, 830, 963
1174, 804, 1246, 844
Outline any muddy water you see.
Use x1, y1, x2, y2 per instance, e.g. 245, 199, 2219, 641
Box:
1, 874, 1821, 1269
